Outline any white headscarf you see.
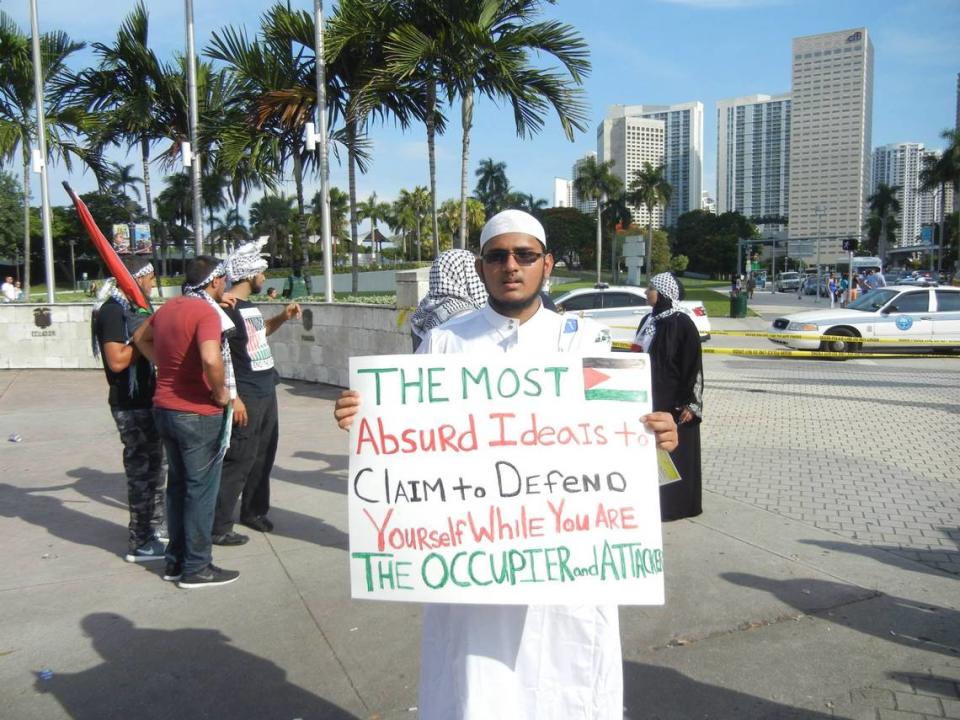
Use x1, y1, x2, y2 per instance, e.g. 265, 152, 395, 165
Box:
479, 209, 547, 250
636, 273, 683, 351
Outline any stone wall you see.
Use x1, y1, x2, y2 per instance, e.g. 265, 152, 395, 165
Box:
0, 303, 100, 370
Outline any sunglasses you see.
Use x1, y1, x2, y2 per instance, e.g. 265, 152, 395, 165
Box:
481, 249, 544, 266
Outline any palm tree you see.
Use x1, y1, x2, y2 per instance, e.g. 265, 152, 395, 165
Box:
325, 0, 425, 289
154, 172, 193, 272
385, 0, 590, 249
474, 158, 509, 217
358, 191, 391, 262
200, 171, 228, 252
311, 185, 349, 263
602, 193, 633, 283
920, 129, 960, 270
393, 185, 430, 262
0, 12, 100, 296
867, 182, 901, 264
209, 208, 249, 254
65, 2, 165, 266
505, 191, 548, 213
573, 155, 621, 284
629, 162, 672, 284
249, 193, 296, 266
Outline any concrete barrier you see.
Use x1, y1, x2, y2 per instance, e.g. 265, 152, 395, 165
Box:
0, 265, 433, 382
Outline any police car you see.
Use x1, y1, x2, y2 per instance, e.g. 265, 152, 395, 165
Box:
769, 285, 960, 353
554, 285, 711, 348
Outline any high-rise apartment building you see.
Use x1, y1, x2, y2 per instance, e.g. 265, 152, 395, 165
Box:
716, 93, 791, 221
919, 149, 956, 230
552, 177, 573, 208
571, 152, 598, 215
788, 28, 874, 261
871, 143, 923, 246
599, 103, 703, 227
597, 115, 666, 227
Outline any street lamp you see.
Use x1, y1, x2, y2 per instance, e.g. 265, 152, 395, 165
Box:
184, 0, 204, 256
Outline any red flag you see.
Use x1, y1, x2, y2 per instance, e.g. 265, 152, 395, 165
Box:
63, 182, 151, 311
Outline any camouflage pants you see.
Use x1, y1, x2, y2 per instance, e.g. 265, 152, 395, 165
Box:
111, 408, 167, 550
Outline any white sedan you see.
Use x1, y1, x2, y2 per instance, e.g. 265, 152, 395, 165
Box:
769, 285, 960, 353
554, 285, 711, 349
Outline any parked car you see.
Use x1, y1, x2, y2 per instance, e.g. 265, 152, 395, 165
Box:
775, 271, 802, 293
554, 285, 711, 349
769, 285, 960, 354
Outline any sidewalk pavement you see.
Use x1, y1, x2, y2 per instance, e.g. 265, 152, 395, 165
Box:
1, 366, 958, 720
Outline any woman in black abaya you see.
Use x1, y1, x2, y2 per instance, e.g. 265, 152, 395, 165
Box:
634, 273, 703, 520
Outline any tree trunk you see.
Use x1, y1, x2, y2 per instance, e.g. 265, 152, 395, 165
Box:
416, 215, 422, 263
427, 80, 440, 258
140, 137, 164, 296
293, 151, 310, 269
348, 122, 359, 294
458, 87, 474, 250
595, 203, 602, 285
645, 206, 654, 285
22, 156, 31, 298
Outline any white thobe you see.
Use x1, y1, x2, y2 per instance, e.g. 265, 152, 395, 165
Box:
416, 303, 622, 720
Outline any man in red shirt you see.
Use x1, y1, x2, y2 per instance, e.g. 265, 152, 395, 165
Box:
136, 256, 238, 589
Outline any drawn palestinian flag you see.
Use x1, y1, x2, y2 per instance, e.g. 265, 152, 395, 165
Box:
582, 357, 649, 402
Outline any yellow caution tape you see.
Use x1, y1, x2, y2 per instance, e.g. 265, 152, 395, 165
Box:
609, 325, 960, 345
612, 340, 957, 359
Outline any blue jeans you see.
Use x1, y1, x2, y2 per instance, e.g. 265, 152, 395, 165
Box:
153, 408, 225, 575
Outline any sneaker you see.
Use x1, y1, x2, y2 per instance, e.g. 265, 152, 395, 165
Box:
212, 531, 249, 546
162, 561, 182, 582
241, 515, 274, 533
124, 538, 167, 563
153, 523, 169, 543
177, 564, 240, 589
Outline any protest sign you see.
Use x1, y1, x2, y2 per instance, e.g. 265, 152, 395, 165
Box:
347, 352, 664, 606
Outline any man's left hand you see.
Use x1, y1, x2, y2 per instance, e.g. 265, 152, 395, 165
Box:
284, 303, 302, 321
642, 412, 678, 453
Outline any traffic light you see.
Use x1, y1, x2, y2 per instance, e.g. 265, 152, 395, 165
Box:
841, 238, 859, 252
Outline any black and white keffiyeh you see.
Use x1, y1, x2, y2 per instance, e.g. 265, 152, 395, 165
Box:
636, 272, 683, 352
410, 249, 487, 338
226, 238, 269, 284
183, 261, 237, 400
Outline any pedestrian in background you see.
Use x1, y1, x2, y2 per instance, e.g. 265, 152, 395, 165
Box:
409, 249, 487, 352
634, 272, 704, 521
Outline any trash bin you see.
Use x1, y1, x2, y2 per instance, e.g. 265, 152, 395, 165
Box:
729, 293, 748, 318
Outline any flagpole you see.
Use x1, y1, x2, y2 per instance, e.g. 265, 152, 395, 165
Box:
29, 0, 56, 303
184, 0, 204, 256
314, 0, 333, 302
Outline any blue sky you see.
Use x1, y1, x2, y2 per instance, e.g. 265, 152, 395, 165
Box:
4, 0, 958, 229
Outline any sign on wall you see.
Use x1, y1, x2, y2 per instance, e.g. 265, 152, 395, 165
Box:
347, 352, 665, 605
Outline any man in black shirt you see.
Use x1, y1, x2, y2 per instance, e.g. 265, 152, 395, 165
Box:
212, 241, 301, 545
92, 256, 166, 562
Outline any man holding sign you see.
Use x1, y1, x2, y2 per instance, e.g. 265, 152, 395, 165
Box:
335, 210, 677, 719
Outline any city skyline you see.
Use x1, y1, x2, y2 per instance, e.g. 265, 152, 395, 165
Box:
3, 0, 957, 229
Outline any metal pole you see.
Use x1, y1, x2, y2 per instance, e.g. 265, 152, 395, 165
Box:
29, 0, 55, 304
184, 0, 204, 255
815, 205, 823, 304
69, 239, 76, 290
314, 0, 334, 302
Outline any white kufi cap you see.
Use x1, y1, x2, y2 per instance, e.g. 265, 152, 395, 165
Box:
479, 209, 546, 250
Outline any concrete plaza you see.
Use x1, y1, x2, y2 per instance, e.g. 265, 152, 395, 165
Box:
1, 292, 958, 719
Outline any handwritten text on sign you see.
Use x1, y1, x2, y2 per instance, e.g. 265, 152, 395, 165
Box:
347, 352, 664, 605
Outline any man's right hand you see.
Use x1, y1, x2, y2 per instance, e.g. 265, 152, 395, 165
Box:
212, 386, 231, 408
334, 390, 361, 430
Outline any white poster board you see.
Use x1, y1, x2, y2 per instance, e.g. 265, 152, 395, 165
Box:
347, 352, 664, 606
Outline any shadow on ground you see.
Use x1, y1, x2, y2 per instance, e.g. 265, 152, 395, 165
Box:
34, 613, 360, 720
623, 662, 833, 719
800, 537, 960, 579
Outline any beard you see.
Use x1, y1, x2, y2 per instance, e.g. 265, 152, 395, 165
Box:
250, 276, 264, 294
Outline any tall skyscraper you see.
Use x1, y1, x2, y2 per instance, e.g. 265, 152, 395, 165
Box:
597, 115, 666, 227
599, 102, 703, 227
919, 149, 956, 230
552, 177, 573, 208
716, 93, 791, 221
871, 143, 925, 247
788, 28, 874, 261
571, 152, 598, 214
